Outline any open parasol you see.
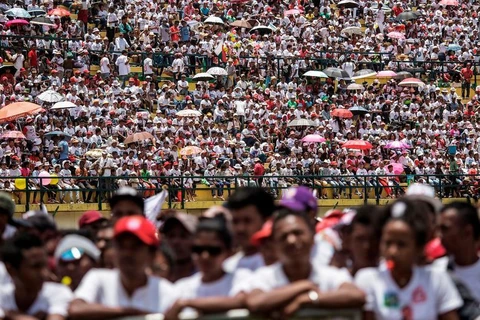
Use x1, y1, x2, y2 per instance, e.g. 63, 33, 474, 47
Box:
0, 102, 42, 122
124, 132, 155, 144
331, 108, 353, 119
342, 140, 373, 150
301, 134, 326, 143
0, 131, 26, 139
176, 110, 202, 117
180, 146, 203, 156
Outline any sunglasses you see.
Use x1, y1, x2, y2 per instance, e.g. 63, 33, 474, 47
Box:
192, 245, 224, 256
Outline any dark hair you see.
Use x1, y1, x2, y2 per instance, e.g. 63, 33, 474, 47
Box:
0, 233, 43, 269
380, 200, 430, 248
196, 215, 233, 249
158, 242, 176, 270
272, 207, 314, 235
225, 187, 275, 219
441, 202, 480, 240
349, 205, 383, 234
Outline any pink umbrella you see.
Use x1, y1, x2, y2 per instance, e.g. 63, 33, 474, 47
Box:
301, 134, 326, 143
398, 77, 425, 87
385, 141, 411, 149
5, 19, 29, 28
440, 0, 458, 5
0, 131, 26, 139
387, 31, 405, 39
388, 162, 404, 175
377, 70, 397, 78
284, 9, 303, 16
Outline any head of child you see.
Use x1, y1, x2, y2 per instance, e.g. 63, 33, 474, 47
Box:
193, 215, 233, 282
380, 200, 430, 276
271, 207, 315, 269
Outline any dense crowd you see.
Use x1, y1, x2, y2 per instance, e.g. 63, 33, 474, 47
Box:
1, 184, 480, 320
0, 0, 478, 202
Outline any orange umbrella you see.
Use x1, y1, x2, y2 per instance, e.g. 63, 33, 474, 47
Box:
331, 108, 353, 119
0, 102, 42, 122
48, 7, 70, 16
342, 140, 373, 150
124, 131, 155, 144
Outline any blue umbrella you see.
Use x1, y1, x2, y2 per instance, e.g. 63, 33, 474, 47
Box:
5, 8, 31, 18
448, 44, 462, 52
44, 131, 71, 140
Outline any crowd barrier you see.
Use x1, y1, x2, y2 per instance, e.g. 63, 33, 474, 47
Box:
6, 173, 475, 211
1, 34, 479, 84
117, 308, 362, 320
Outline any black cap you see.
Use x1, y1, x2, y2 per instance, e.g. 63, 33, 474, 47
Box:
109, 187, 144, 213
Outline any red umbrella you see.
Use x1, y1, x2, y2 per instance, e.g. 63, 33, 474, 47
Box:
48, 7, 70, 16
331, 108, 353, 119
342, 140, 373, 150
5, 19, 29, 28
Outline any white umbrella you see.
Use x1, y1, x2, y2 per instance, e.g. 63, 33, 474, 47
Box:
347, 83, 364, 90
303, 70, 329, 78
192, 72, 214, 81
204, 16, 224, 25
287, 119, 316, 127
207, 67, 228, 76
176, 109, 203, 117
51, 101, 76, 110
37, 90, 64, 103
341, 26, 362, 35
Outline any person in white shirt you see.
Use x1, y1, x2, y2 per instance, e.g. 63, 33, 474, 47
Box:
223, 187, 276, 272
69, 216, 176, 319
355, 200, 463, 320
246, 207, 365, 316
115, 50, 130, 84
166, 215, 249, 318
0, 233, 73, 319
100, 52, 111, 78
438, 202, 480, 302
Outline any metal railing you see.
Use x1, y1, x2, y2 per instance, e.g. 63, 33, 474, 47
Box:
6, 173, 476, 211
1, 34, 478, 83
117, 308, 361, 320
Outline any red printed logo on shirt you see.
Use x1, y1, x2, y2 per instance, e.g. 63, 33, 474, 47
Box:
412, 287, 427, 304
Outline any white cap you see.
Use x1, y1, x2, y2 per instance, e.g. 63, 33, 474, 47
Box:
405, 183, 442, 213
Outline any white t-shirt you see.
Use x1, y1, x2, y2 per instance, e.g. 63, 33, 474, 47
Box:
74, 269, 176, 313
100, 56, 110, 74
223, 252, 265, 273
115, 55, 130, 76
174, 269, 251, 299
247, 262, 351, 293
447, 257, 480, 302
0, 282, 72, 316
0, 262, 11, 285
355, 265, 463, 320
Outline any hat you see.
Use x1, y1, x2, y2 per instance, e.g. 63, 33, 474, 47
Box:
280, 186, 318, 212
114, 216, 159, 246
251, 219, 273, 246
109, 187, 144, 214
160, 212, 198, 234
78, 210, 106, 228
54, 234, 101, 262
404, 183, 442, 213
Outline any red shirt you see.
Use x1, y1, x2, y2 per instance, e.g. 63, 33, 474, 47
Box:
254, 163, 265, 176
170, 26, 180, 42
28, 49, 38, 67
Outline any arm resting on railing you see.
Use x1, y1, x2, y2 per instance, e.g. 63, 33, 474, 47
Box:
245, 280, 316, 314
283, 283, 366, 316
68, 299, 147, 320
164, 293, 246, 320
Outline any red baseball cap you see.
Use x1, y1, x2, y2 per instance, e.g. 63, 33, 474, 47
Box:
251, 219, 273, 246
78, 210, 106, 228
114, 216, 159, 247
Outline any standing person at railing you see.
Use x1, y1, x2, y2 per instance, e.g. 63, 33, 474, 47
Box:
355, 200, 463, 320
165, 215, 250, 319
245, 207, 366, 317
69, 216, 176, 320
223, 187, 275, 272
